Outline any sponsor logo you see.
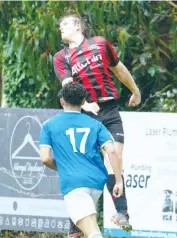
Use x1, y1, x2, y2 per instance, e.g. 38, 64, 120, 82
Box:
89, 44, 101, 50
10, 116, 45, 190
116, 132, 124, 137
72, 54, 102, 75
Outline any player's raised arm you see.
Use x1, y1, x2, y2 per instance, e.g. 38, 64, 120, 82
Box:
105, 39, 141, 106
53, 52, 73, 87
111, 61, 141, 106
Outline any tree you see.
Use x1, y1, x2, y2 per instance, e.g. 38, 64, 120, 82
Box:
0, 1, 176, 111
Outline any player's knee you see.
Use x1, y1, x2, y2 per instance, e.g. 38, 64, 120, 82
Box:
88, 232, 103, 238
117, 153, 122, 160
115, 149, 122, 160
114, 142, 123, 157
76, 214, 99, 237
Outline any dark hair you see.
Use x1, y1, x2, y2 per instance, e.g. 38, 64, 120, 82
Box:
59, 82, 86, 106
59, 14, 89, 38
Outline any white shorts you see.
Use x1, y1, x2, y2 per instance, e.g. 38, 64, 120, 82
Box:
64, 187, 102, 225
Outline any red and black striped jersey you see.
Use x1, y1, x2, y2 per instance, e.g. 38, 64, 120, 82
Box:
53, 36, 119, 102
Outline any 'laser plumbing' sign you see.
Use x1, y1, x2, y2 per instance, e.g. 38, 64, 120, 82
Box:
104, 112, 177, 238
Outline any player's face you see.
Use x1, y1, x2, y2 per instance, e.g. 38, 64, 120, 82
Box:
59, 17, 79, 42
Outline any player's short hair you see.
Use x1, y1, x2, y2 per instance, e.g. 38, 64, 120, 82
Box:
59, 82, 86, 106
59, 14, 89, 38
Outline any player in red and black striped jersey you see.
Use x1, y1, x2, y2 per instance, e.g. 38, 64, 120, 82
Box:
54, 14, 141, 237
54, 36, 119, 103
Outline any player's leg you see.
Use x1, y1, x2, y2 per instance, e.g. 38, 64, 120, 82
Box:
98, 101, 132, 231
106, 142, 132, 231
64, 187, 103, 238
82, 101, 132, 231
77, 188, 103, 237
68, 218, 81, 238
77, 214, 103, 238
68, 216, 102, 238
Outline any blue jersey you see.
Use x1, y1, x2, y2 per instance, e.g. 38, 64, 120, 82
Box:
39, 111, 113, 195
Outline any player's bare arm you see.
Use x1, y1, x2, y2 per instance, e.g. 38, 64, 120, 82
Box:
40, 146, 57, 171
103, 142, 123, 197
81, 101, 100, 115
111, 61, 141, 106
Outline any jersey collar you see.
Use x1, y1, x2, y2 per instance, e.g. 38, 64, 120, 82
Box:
64, 111, 81, 113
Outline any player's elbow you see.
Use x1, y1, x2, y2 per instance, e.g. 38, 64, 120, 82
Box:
107, 148, 117, 159
104, 142, 116, 156
40, 156, 50, 165
62, 78, 73, 87
39, 146, 51, 164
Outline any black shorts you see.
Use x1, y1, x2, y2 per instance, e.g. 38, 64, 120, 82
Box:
82, 100, 124, 144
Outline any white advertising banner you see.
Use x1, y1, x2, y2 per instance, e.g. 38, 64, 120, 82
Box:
104, 112, 177, 238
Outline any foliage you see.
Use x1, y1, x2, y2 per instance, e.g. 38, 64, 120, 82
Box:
0, 1, 177, 111
0, 230, 65, 237
0, 43, 2, 105
97, 194, 104, 232
1, 1, 61, 108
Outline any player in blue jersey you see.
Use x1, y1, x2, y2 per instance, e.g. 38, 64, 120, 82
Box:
39, 82, 123, 238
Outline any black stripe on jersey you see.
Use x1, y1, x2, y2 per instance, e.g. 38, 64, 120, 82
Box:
53, 55, 60, 80
53, 52, 71, 80
69, 46, 97, 102
80, 39, 102, 100
105, 41, 119, 67
89, 37, 108, 98
94, 37, 119, 99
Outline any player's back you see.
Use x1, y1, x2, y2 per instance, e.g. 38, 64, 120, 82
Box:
45, 111, 108, 195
